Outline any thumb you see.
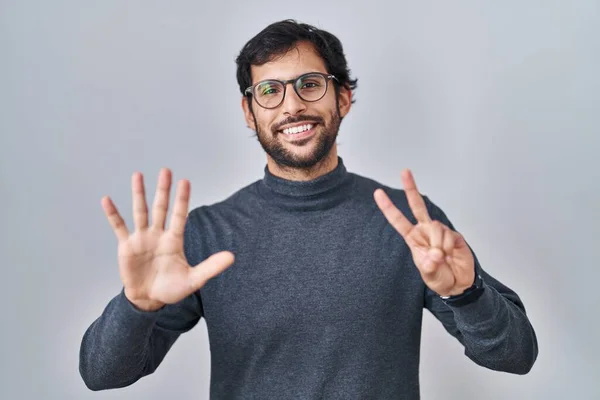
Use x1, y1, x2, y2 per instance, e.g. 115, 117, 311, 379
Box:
188, 251, 235, 291
420, 248, 444, 277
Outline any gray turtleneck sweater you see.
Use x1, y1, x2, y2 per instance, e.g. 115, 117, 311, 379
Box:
79, 157, 538, 399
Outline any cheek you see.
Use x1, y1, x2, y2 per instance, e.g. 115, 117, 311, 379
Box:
320, 94, 339, 114
257, 111, 278, 130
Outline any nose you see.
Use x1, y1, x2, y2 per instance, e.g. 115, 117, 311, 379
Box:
281, 84, 307, 116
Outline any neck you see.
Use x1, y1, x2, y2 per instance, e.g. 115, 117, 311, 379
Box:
258, 154, 353, 211
266, 146, 339, 182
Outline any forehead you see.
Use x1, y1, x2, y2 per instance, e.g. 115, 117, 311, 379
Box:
250, 41, 328, 83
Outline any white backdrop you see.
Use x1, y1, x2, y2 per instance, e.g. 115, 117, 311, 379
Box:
1, 1, 598, 399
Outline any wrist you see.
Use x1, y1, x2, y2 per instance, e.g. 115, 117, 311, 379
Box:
440, 273, 485, 307
439, 271, 477, 298
124, 289, 165, 312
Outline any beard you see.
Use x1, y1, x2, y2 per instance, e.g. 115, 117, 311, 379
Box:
252, 109, 341, 169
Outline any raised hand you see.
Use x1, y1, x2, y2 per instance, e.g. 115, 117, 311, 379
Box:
101, 168, 235, 311
373, 170, 475, 297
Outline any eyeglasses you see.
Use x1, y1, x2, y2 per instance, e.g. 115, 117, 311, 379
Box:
244, 72, 338, 109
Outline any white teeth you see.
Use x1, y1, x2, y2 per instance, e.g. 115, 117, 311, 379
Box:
283, 124, 313, 135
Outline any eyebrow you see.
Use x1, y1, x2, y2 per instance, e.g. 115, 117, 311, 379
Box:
253, 71, 327, 84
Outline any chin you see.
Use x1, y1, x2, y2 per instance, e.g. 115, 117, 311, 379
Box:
258, 125, 337, 169
278, 147, 334, 169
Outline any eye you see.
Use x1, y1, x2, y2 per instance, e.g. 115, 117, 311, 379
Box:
297, 75, 325, 91
257, 82, 281, 96
263, 87, 278, 95
300, 79, 321, 88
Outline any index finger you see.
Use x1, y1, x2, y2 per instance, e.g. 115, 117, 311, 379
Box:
401, 169, 431, 223
374, 188, 414, 238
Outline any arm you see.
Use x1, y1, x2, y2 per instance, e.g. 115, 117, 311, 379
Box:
79, 169, 233, 391
424, 253, 538, 374
79, 289, 202, 390
79, 202, 211, 390
373, 169, 538, 375
423, 196, 538, 374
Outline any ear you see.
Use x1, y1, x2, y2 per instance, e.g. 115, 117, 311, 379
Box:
337, 85, 352, 118
241, 96, 256, 130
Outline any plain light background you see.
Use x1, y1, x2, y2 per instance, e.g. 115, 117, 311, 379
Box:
1, 1, 598, 399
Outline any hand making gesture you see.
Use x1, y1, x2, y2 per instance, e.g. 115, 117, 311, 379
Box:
374, 170, 475, 297
101, 168, 235, 311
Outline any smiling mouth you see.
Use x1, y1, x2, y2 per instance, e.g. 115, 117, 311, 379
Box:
278, 123, 318, 142
280, 123, 315, 135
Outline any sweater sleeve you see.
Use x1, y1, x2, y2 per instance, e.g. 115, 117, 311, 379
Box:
79, 289, 202, 390
422, 197, 539, 374
79, 215, 205, 390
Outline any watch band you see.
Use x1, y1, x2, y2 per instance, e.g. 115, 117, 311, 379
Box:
440, 273, 485, 307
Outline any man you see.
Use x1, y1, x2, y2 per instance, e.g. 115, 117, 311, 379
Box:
79, 19, 538, 399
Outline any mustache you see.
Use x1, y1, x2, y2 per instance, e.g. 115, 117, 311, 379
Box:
272, 115, 325, 132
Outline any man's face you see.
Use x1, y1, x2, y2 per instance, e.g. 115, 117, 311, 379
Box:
242, 41, 352, 169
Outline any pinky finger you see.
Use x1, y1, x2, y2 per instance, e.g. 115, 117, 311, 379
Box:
101, 196, 130, 242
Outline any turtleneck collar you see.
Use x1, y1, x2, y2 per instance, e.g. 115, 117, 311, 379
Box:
256, 157, 355, 211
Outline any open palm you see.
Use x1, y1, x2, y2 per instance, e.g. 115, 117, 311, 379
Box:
102, 168, 235, 311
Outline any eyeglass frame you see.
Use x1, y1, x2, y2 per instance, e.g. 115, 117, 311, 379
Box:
244, 72, 339, 109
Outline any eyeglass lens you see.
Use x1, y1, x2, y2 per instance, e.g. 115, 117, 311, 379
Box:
254, 73, 328, 108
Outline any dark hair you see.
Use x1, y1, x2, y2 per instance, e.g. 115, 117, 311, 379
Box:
235, 19, 358, 103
